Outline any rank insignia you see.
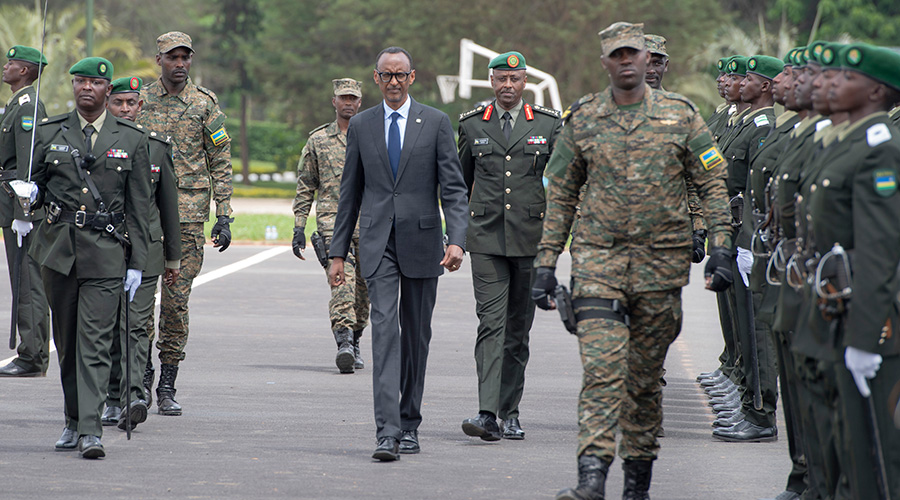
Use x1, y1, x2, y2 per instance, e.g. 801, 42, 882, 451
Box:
527, 136, 547, 145
699, 146, 725, 171
482, 104, 494, 121
758, 137, 766, 149
474, 138, 489, 145
151, 164, 161, 173
107, 149, 129, 159
523, 103, 534, 121
18, 93, 31, 106
49, 144, 69, 152
874, 169, 897, 197
753, 114, 770, 127
21, 116, 33, 131
211, 126, 229, 146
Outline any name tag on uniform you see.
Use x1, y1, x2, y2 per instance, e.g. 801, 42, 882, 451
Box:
50, 144, 69, 152
107, 149, 129, 159
527, 136, 547, 145
151, 164, 160, 173
474, 138, 489, 145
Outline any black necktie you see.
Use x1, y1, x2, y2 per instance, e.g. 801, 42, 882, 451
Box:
83, 125, 95, 156
388, 112, 401, 178
502, 112, 512, 141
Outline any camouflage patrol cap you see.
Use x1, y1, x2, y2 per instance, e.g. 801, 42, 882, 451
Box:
747, 55, 784, 80
840, 43, 900, 91
598, 22, 645, 58
726, 56, 749, 76
157, 31, 193, 54
6, 45, 47, 66
489, 51, 526, 71
110, 76, 142, 94
644, 35, 667, 57
69, 57, 113, 81
332, 78, 361, 97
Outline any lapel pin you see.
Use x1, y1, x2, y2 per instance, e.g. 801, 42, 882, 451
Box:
416, 118, 422, 123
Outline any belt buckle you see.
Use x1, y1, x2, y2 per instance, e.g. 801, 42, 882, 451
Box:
74, 210, 86, 228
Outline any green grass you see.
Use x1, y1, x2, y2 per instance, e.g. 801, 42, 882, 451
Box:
230, 159, 281, 174
232, 181, 296, 199
203, 213, 316, 243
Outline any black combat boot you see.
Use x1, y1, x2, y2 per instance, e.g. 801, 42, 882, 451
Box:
555, 455, 611, 500
333, 328, 355, 373
157, 363, 182, 416
143, 358, 155, 407
352, 330, 364, 370
622, 459, 653, 500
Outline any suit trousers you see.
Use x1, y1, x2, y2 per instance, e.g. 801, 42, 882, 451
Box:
4, 224, 51, 372
43, 267, 121, 437
470, 253, 535, 419
365, 230, 437, 440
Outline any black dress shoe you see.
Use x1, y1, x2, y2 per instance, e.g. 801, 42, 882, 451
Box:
118, 400, 148, 431
462, 412, 501, 441
399, 430, 420, 454
0, 361, 43, 377
707, 385, 739, 398
55, 428, 78, 450
713, 411, 744, 428
501, 418, 525, 440
696, 368, 722, 381
699, 373, 728, 387
372, 436, 400, 461
712, 420, 777, 442
101, 405, 122, 426
78, 435, 105, 459
708, 391, 740, 406
712, 400, 741, 413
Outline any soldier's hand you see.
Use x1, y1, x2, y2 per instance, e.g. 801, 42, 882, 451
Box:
845, 346, 882, 398
123, 269, 142, 302
704, 246, 733, 292
329, 257, 346, 287
163, 267, 180, 287
440, 244, 464, 272
211, 215, 233, 252
691, 229, 707, 263
10, 219, 32, 247
531, 266, 559, 310
292, 227, 306, 260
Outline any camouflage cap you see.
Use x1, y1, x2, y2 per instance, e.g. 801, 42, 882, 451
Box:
747, 55, 784, 80
157, 31, 193, 54
332, 78, 361, 97
598, 22, 645, 58
840, 43, 900, 91
110, 76, 142, 94
69, 56, 113, 81
644, 34, 668, 57
6, 45, 47, 66
489, 51, 526, 70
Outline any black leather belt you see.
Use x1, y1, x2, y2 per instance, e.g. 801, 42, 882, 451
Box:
0, 170, 17, 181
573, 298, 630, 326
58, 210, 125, 228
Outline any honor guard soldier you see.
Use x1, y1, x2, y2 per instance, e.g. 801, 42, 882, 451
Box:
457, 51, 561, 441
140, 31, 234, 415
531, 23, 733, 500
29, 57, 151, 458
102, 76, 181, 430
0, 45, 51, 377
292, 78, 368, 373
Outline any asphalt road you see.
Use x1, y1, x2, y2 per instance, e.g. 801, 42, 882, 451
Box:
0, 245, 791, 499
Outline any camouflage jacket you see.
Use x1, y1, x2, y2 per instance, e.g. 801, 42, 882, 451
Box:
139, 77, 232, 222
536, 85, 732, 292
292, 120, 355, 238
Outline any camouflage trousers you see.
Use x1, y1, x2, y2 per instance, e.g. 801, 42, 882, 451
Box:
154, 222, 205, 366
573, 281, 682, 462
327, 238, 369, 333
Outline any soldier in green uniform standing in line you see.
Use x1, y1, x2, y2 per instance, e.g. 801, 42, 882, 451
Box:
28, 57, 151, 458
292, 78, 368, 374
0, 46, 50, 378
457, 51, 561, 442
705, 57, 737, 143
140, 31, 234, 416
531, 22, 734, 500
101, 76, 181, 430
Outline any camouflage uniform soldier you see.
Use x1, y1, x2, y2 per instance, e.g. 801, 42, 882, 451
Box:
292, 78, 368, 374
531, 23, 733, 500
139, 31, 233, 416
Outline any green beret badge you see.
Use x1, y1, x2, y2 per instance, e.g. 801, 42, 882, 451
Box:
130, 77, 140, 90
748, 58, 757, 70
821, 48, 834, 65
847, 48, 862, 66
7, 48, 14, 58
98, 62, 108, 76
507, 54, 519, 68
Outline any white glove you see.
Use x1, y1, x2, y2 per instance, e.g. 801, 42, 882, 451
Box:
736, 246, 753, 287
9, 180, 38, 202
123, 269, 142, 302
845, 346, 883, 397
10, 219, 33, 247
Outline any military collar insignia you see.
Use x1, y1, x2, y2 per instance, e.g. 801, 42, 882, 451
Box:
523, 103, 534, 121
482, 104, 494, 121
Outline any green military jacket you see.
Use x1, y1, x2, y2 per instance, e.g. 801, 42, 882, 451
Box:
29, 110, 151, 278
804, 112, 900, 357
0, 85, 45, 225
146, 131, 181, 276
706, 102, 733, 142
719, 106, 776, 198
292, 120, 354, 238
458, 99, 561, 256
536, 86, 732, 293
139, 77, 233, 222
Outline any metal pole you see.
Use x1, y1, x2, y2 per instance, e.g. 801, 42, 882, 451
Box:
86, 0, 93, 57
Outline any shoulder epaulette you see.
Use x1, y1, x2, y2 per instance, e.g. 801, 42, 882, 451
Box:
657, 90, 700, 113
148, 130, 170, 144
196, 85, 219, 104
308, 123, 330, 135
459, 105, 485, 121
117, 118, 144, 133
561, 94, 594, 125
39, 114, 67, 125
531, 104, 561, 118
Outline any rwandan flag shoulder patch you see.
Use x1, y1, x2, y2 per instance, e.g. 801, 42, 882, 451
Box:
873, 169, 897, 197
21, 116, 33, 131
210, 126, 229, 146
699, 146, 725, 171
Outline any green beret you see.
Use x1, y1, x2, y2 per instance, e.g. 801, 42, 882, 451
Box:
819, 43, 847, 69
69, 57, 114, 80
489, 51, 526, 71
110, 76, 142, 94
6, 45, 47, 66
726, 56, 749, 76
793, 46, 808, 67
841, 43, 900, 91
747, 55, 784, 80
806, 40, 828, 65
717, 55, 738, 73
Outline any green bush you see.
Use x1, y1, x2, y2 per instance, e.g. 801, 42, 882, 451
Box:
226, 118, 305, 171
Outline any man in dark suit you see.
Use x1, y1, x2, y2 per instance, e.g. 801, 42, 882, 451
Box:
329, 46, 468, 461
457, 51, 561, 441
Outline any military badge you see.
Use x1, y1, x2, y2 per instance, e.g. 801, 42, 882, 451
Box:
7, 48, 15, 58
699, 146, 725, 171
874, 169, 897, 197
151, 164, 161, 173
507, 54, 519, 68
21, 116, 33, 131
474, 138, 489, 145
49, 144, 69, 152
527, 136, 547, 145
18, 93, 31, 106
523, 103, 534, 121
107, 149, 129, 159
753, 115, 770, 127
866, 122, 891, 147
481, 104, 494, 121
758, 137, 766, 149
847, 48, 861, 66
210, 126, 229, 146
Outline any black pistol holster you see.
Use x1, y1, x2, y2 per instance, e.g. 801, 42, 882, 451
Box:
554, 285, 577, 334
310, 231, 329, 268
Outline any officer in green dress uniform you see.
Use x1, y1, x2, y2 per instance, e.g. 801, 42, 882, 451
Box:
457, 51, 561, 441
28, 57, 151, 458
